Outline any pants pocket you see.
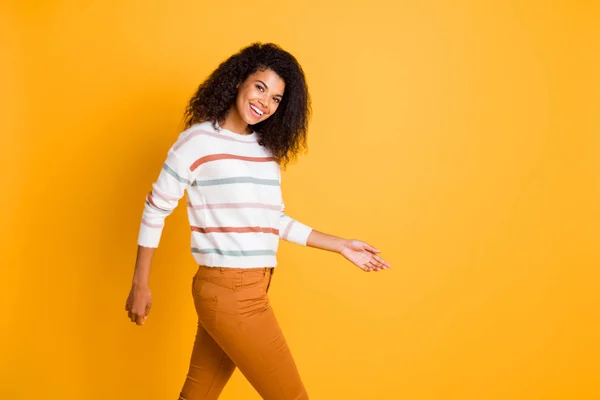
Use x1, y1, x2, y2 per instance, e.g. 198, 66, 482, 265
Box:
266, 268, 275, 293
192, 275, 210, 297
192, 276, 218, 330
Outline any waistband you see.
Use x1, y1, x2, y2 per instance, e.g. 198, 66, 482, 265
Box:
198, 264, 274, 276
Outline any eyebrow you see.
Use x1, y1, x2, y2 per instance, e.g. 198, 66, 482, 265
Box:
256, 80, 283, 98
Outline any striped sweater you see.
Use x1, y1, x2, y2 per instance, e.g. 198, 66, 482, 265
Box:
137, 121, 313, 268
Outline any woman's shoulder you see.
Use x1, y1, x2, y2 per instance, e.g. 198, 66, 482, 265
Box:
173, 121, 217, 146
172, 121, 273, 160
187, 120, 215, 132
182, 121, 216, 138
167, 122, 217, 159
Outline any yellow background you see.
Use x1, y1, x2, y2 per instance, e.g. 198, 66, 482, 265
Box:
1, 1, 598, 399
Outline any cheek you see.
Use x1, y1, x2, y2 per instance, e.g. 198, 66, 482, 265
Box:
235, 92, 245, 108
245, 85, 259, 98
237, 85, 253, 103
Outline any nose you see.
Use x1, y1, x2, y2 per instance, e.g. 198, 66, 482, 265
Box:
258, 94, 269, 109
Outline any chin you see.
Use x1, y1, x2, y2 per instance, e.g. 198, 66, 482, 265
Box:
247, 113, 265, 125
242, 115, 257, 125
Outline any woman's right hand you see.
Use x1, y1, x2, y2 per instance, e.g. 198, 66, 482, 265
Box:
125, 284, 152, 326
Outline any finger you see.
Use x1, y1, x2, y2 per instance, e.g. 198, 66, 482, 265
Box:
367, 261, 380, 271
373, 255, 391, 268
128, 311, 134, 322
135, 314, 145, 326
372, 260, 387, 271
362, 263, 372, 272
365, 244, 381, 254
371, 258, 388, 270
145, 303, 152, 317
369, 261, 383, 271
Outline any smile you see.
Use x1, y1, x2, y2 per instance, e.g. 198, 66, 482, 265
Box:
249, 104, 264, 117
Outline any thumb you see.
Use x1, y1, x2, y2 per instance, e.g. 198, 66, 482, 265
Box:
365, 243, 381, 253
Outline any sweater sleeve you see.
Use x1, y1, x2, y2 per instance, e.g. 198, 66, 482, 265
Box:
279, 200, 313, 246
137, 135, 196, 248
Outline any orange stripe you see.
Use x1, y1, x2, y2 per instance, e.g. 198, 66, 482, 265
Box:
191, 226, 279, 235
147, 192, 167, 211
190, 154, 278, 171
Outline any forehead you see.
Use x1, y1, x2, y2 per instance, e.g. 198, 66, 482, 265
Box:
248, 69, 285, 91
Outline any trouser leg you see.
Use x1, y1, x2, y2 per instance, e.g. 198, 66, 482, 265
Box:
194, 267, 308, 400
179, 320, 236, 400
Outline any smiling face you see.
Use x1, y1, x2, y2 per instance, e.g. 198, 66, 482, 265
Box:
234, 68, 285, 125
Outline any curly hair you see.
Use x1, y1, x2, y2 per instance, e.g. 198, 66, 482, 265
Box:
184, 42, 311, 167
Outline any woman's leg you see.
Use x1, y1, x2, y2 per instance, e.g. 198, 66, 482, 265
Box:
179, 290, 236, 399
193, 266, 309, 400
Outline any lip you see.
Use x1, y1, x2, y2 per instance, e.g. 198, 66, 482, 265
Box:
249, 103, 265, 119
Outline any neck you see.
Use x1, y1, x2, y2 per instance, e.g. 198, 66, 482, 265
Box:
221, 105, 252, 135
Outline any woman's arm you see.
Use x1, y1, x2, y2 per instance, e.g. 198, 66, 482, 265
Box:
126, 128, 199, 326
131, 245, 156, 286
306, 229, 392, 272
125, 246, 156, 325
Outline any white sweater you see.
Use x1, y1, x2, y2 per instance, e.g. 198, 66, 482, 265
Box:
137, 121, 313, 268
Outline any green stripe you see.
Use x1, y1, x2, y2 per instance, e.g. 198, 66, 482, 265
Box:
192, 177, 279, 187
191, 248, 277, 257
163, 163, 192, 185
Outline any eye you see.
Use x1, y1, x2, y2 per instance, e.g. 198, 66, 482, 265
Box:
273, 98, 280, 104
255, 84, 264, 92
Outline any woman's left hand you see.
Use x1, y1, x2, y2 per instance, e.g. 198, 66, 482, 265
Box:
340, 240, 392, 272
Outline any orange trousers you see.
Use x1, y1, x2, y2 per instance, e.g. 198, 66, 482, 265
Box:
179, 265, 309, 400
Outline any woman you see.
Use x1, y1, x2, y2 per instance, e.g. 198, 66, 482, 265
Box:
125, 42, 391, 400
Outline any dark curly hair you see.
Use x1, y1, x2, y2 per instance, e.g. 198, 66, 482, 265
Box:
184, 42, 311, 167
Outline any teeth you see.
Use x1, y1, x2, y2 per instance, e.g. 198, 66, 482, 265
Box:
250, 105, 263, 116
